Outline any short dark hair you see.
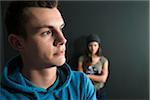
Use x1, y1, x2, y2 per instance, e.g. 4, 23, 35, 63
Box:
5, 0, 58, 39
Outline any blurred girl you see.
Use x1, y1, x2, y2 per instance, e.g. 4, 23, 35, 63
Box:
78, 34, 109, 100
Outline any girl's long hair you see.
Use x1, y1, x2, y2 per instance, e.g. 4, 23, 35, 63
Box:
83, 42, 102, 66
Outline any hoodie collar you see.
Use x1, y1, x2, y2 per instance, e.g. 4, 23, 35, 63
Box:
1, 55, 72, 94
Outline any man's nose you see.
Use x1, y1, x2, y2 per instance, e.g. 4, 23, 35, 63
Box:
53, 31, 67, 47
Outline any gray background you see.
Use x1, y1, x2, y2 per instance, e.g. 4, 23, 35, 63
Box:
1, 1, 149, 100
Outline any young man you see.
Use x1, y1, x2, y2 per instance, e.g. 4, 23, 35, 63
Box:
0, 1, 96, 100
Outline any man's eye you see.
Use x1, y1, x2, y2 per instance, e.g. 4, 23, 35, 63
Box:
61, 28, 64, 32
42, 30, 52, 36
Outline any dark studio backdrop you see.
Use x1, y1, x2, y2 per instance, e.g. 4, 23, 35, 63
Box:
0, 1, 149, 100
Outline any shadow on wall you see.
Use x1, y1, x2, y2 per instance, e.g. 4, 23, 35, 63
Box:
68, 35, 87, 71
1, 1, 18, 70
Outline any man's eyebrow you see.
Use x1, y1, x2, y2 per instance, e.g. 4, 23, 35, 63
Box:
36, 23, 65, 30
36, 25, 53, 30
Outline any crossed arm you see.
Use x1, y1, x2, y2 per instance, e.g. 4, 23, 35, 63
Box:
78, 60, 109, 83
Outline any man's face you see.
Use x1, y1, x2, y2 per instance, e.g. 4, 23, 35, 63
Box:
21, 7, 67, 67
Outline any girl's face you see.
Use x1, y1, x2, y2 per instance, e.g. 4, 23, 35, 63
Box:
88, 41, 99, 55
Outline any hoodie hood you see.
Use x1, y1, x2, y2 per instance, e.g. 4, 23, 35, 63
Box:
1, 55, 72, 94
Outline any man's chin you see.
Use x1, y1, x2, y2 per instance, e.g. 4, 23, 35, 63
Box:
55, 58, 66, 66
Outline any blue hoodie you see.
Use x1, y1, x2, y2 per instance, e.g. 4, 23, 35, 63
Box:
0, 56, 96, 100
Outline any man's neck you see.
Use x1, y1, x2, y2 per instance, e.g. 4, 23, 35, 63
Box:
22, 66, 57, 89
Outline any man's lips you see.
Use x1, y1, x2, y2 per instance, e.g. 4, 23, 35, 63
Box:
54, 51, 65, 56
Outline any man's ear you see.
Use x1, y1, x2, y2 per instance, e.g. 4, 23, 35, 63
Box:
8, 34, 25, 51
